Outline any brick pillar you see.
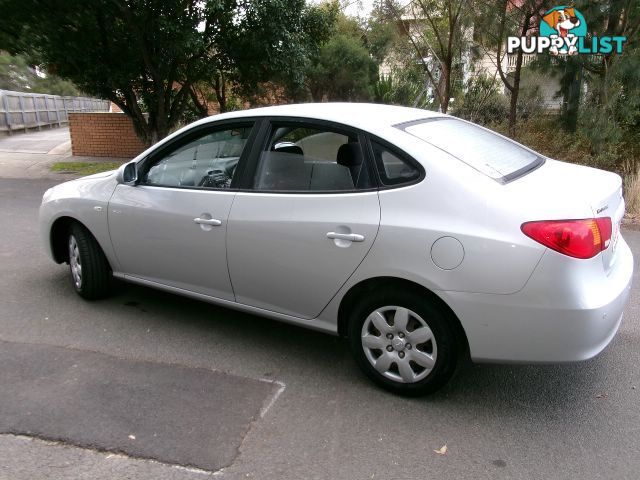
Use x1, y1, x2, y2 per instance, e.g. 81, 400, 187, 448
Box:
69, 112, 149, 158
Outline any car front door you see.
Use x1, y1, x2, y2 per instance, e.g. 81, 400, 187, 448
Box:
108, 121, 257, 300
227, 119, 380, 319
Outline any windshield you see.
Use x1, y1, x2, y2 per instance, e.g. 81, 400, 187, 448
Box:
401, 118, 543, 182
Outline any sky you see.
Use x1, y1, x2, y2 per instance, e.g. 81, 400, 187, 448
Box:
309, 0, 376, 18
342, 0, 376, 17
315, 1, 413, 19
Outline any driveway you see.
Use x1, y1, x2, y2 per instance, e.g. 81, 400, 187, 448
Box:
0, 128, 127, 179
0, 177, 639, 479
0, 127, 72, 154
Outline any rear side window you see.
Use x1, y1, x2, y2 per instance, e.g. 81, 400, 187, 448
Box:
252, 124, 372, 191
371, 141, 421, 186
402, 118, 542, 182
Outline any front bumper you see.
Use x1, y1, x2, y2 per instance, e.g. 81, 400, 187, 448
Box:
440, 236, 634, 363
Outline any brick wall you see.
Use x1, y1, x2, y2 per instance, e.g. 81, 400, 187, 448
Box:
69, 112, 148, 158
109, 102, 123, 113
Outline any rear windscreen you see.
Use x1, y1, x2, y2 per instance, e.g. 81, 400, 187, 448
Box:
401, 118, 543, 182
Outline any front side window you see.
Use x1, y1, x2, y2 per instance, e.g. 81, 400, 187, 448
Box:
143, 125, 253, 188
253, 124, 372, 191
402, 118, 542, 182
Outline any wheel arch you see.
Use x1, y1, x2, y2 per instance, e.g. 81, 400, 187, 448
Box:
50, 216, 111, 268
337, 276, 470, 357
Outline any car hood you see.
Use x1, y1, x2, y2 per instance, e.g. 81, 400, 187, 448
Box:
43, 170, 120, 205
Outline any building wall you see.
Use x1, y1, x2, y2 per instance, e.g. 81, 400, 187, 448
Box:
69, 112, 148, 158
470, 50, 562, 111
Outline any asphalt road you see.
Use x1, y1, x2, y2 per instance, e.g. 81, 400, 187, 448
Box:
1, 177, 640, 480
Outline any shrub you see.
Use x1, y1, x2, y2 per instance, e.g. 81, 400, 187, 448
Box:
453, 75, 508, 126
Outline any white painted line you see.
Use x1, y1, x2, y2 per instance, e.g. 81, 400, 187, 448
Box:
259, 380, 286, 418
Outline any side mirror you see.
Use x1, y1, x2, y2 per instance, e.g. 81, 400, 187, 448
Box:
117, 161, 138, 185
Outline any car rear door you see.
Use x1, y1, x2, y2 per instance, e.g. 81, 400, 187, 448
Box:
108, 121, 258, 300
226, 118, 380, 319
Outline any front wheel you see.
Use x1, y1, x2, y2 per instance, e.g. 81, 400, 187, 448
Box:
348, 289, 458, 396
67, 223, 112, 300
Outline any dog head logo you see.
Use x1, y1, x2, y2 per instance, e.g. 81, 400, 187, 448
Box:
543, 7, 580, 37
540, 6, 587, 55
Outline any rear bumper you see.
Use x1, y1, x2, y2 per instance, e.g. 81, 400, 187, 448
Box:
440, 236, 634, 363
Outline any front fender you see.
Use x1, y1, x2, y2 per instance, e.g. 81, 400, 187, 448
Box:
39, 173, 120, 270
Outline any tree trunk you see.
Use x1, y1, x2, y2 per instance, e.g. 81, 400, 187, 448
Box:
559, 57, 582, 133
508, 48, 523, 138
111, 94, 152, 145
214, 72, 228, 113
600, 56, 610, 109
440, 63, 451, 113
154, 116, 168, 144
566, 63, 582, 133
189, 87, 210, 118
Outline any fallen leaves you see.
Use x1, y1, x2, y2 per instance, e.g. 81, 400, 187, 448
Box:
433, 445, 448, 455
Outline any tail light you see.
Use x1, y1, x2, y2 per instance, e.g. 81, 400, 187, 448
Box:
521, 217, 612, 259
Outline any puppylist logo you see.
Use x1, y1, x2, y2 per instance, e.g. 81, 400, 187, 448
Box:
507, 5, 627, 56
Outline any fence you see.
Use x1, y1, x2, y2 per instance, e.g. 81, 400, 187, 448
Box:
0, 89, 110, 134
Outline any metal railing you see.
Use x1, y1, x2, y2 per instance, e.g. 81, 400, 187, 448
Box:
0, 89, 110, 134
506, 53, 538, 70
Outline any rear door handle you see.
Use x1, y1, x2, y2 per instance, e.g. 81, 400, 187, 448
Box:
194, 217, 222, 226
327, 232, 365, 242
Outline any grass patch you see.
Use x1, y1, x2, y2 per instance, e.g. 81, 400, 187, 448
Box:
51, 161, 122, 175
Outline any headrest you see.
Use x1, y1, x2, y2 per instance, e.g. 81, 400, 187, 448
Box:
337, 143, 362, 167
274, 145, 303, 156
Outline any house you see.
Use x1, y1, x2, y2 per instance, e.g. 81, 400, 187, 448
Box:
382, 0, 563, 111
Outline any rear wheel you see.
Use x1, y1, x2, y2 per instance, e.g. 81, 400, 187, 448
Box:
67, 224, 112, 300
348, 289, 457, 396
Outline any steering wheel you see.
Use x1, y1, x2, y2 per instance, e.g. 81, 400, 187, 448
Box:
198, 169, 231, 188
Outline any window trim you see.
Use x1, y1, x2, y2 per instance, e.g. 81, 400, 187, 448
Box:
236, 116, 378, 195
135, 118, 263, 192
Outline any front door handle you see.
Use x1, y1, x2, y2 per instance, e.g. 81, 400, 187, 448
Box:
327, 232, 365, 242
194, 217, 222, 226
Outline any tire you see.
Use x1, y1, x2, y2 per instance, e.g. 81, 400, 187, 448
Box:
347, 288, 458, 396
67, 223, 112, 300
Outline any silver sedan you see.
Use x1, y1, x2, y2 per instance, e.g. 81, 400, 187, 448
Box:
39, 103, 633, 395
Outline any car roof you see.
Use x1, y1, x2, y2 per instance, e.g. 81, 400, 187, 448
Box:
202, 103, 445, 132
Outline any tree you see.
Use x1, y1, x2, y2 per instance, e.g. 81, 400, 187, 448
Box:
306, 13, 377, 101
0, 0, 331, 144
574, 0, 640, 114
0, 51, 80, 95
473, 0, 548, 137
574, 1, 640, 168
364, 1, 399, 65
386, 0, 470, 113
533, 1, 639, 138
496, 0, 548, 137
